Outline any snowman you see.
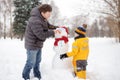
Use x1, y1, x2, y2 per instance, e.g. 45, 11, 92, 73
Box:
52, 27, 72, 69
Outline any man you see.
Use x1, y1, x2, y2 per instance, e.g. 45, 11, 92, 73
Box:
22, 4, 57, 80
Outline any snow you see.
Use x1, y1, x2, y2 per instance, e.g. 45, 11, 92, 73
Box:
0, 38, 120, 80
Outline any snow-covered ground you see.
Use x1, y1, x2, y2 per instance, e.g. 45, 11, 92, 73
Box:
0, 38, 120, 80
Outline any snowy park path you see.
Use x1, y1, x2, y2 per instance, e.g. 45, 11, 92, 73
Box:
0, 38, 120, 80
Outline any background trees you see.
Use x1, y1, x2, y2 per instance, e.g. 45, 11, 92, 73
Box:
0, 0, 119, 42
13, 0, 41, 40
100, 0, 120, 42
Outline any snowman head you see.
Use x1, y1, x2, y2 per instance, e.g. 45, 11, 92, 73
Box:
55, 27, 68, 38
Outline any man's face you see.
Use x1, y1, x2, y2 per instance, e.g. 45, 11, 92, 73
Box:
41, 11, 51, 19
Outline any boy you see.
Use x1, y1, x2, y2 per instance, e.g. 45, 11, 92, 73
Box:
60, 25, 89, 79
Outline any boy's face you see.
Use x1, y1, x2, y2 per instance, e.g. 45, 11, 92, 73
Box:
75, 33, 79, 37
41, 11, 51, 19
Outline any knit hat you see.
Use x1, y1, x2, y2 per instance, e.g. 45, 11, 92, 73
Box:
75, 26, 86, 35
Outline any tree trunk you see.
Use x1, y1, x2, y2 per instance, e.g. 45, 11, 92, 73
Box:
0, 17, 1, 38
20, 34, 24, 41
3, 13, 6, 39
118, 21, 120, 42
10, 3, 13, 39
0, 4, 2, 38
118, 0, 120, 42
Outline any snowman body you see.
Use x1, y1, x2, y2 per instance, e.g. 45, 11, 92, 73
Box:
52, 27, 71, 69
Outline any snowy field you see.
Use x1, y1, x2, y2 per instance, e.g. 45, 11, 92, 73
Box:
0, 38, 120, 80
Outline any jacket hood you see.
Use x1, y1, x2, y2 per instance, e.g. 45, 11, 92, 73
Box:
30, 7, 45, 20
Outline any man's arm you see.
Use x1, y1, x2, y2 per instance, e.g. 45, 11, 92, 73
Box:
30, 21, 54, 40
47, 22, 58, 29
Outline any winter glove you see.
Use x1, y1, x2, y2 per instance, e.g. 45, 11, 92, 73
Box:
49, 26, 58, 29
60, 53, 68, 60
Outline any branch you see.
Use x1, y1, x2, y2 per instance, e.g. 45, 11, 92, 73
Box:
102, 0, 119, 18
97, 10, 117, 18
104, 0, 116, 10
113, 0, 119, 6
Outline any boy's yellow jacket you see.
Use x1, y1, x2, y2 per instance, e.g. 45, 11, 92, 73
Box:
67, 38, 89, 62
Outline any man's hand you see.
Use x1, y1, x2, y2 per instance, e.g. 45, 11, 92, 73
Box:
53, 30, 57, 34
53, 30, 61, 34
60, 54, 68, 60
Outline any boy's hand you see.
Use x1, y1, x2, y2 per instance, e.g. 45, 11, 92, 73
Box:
60, 54, 68, 60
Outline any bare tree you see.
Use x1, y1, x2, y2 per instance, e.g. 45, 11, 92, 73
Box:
2, 0, 7, 39
118, 1, 120, 42
0, 3, 2, 38
101, 0, 120, 42
0, 0, 10, 39
105, 16, 118, 37
90, 20, 99, 37
7, 0, 14, 39
0, 22, 2, 38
